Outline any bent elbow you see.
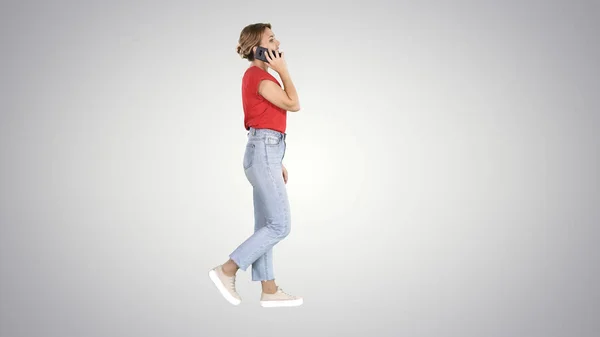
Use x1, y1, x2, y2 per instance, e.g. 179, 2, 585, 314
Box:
288, 102, 301, 112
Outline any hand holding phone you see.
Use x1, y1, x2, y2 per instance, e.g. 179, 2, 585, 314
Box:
254, 46, 282, 63
255, 46, 287, 74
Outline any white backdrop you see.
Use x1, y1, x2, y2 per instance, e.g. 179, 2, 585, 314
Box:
1, 1, 599, 336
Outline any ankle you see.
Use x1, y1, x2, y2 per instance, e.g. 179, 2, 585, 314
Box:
222, 261, 238, 277
261, 284, 278, 294
222, 268, 236, 277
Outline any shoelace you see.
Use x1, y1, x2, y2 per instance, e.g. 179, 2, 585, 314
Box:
228, 275, 237, 292
278, 288, 293, 298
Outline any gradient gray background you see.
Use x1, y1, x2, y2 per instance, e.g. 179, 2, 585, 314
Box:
1, 0, 599, 336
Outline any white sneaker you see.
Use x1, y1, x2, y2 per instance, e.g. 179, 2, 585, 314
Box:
260, 287, 303, 308
208, 265, 241, 306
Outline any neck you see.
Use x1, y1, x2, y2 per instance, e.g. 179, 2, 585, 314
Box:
250, 60, 268, 72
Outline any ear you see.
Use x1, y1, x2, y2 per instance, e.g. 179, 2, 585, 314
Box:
252, 46, 257, 53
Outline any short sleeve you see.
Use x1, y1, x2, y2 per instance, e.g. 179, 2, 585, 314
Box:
250, 68, 280, 96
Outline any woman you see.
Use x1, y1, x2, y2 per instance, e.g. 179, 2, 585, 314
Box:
209, 23, 303, 308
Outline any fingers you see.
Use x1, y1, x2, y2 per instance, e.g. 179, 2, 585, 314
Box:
268, 49, 282, 60
263, 49, 285, 69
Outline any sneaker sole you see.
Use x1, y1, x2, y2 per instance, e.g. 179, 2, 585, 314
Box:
208, 269, 241, 306
260, 298, 303, 308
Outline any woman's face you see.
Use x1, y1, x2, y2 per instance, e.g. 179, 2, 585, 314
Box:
260, 28, 280, 51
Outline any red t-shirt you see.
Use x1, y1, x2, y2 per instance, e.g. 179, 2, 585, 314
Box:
242, 66, 287, 133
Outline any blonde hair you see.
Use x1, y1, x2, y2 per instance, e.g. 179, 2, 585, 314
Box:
236, 23, 272, 61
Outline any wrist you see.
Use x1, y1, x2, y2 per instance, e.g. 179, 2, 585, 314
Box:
278, 68, 290, 77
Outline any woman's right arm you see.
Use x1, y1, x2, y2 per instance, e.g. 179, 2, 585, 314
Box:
258, 51, 300, 112
258, 72, 300, 112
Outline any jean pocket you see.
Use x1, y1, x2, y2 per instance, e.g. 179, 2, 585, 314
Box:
265, 142, 283, 165
264, 135, 281, 145
243, 143, 255, 169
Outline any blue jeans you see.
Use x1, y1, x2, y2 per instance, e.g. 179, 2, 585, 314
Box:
229, 127, 291, 281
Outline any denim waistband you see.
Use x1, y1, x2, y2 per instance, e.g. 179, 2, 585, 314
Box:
248, 127, 286, 140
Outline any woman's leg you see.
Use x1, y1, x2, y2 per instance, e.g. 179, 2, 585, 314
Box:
250, 187, 282, 294
222, 187, 275, 280
211, 129, 301, 306
251, 187, 275, 282
228, 133, 291, 278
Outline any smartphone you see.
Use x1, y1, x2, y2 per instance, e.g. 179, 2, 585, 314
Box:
255, 46, 282, 63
